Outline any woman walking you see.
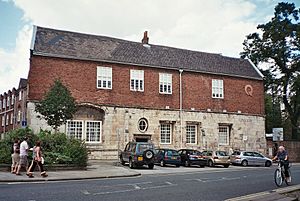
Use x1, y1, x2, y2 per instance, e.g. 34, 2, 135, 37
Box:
11, 138, 20, 174
27, 141, 48, 178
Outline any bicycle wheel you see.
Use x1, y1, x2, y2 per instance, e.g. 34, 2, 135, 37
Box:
274, 169, 283, 187
285, 169, 292, 186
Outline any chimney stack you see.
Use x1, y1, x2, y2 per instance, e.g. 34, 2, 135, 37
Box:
142, 31, 149, 44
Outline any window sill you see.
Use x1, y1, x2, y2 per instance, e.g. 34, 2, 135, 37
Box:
97, 87, 112, 90
159, 92, 172, 95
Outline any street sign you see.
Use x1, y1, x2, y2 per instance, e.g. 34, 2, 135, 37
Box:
272, 128, 283, 141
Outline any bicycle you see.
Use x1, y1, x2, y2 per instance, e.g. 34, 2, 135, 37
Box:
274, 159, 292, 187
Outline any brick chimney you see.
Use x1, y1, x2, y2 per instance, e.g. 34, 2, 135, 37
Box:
142, 31, 149, 44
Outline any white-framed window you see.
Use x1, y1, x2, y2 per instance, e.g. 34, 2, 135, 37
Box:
7, 97, 10, 107
218, 126, 229, 145
85, 121, 102, 143
66, 120, 102, 143
186, 125, 197, 144
130, 70, 144, 91
66, 120, 83, 140
97, 66, 112, 89
17, 110, 21, 122
1, 115, 4, 126
6, 115, 9, 125
3, 99, 6, 108
19, 91, 22, 101
160, 123, 172, 144
11, 95, 14, 105
138, 118, 148, 133
212, 79, 224, 98
159, 73, 172, 94
10, 113, 13, 125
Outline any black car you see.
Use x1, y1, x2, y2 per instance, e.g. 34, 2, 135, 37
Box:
154, 149, 181, 167
178, 149, 207, 167
120, 142, 155, 169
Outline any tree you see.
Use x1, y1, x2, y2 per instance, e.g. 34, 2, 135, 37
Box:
35, 80, 76, 132
241, 2, 300, 139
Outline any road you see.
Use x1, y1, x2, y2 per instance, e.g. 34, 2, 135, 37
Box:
1, 164, 299, 201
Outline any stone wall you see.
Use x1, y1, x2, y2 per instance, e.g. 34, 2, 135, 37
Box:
27, 103, 266, 160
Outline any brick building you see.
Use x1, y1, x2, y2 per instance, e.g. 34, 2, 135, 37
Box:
27, 26, 266, 159
0, 78, 28, 138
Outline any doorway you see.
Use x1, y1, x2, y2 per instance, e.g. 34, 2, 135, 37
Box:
134, 134, 151, 142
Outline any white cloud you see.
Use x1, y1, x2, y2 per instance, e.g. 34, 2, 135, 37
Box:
0, 25, 32, 94
1, 0, 275, 93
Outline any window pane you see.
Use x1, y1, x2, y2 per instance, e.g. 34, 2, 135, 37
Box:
86, 121, 101, 142
67, 120, 83, 140
97, 67, 112, 89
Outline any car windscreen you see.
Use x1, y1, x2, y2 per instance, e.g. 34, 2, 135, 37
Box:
137, 144, 154, 153
188, 150, 202, 156
167, 150, 179, 156
217, 151, 228, 156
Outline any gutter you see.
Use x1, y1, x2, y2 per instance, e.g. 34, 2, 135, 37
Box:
248, 59, 264, 78
179, 69, 183, 148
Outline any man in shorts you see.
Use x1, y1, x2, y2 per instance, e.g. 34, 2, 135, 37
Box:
16, 137, 29, 175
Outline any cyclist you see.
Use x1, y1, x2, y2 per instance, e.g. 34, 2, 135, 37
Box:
272, 145, 291, 182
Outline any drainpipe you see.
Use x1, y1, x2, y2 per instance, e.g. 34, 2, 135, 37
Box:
179, 69, 183, 148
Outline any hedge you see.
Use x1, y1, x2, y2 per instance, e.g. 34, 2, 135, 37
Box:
0, 128, 88, 167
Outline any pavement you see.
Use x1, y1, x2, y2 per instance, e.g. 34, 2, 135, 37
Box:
0, 160, 140, 182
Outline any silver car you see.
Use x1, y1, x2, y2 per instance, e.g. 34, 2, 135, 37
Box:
230, 151, 272, 167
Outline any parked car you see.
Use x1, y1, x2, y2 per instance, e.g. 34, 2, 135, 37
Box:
154, 148, 181, 167
230, 151, 272, 167
202, 150, 230, 168
120, 142, 155, 169
178, 149, 207, 167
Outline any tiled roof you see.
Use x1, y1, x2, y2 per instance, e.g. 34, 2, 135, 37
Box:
18, 78, 27, 89
31, 26, 263, 80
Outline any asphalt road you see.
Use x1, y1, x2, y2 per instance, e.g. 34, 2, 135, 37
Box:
1, 164, 299, 201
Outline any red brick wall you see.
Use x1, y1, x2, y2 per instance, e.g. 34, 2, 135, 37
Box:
28, 56, 264, 115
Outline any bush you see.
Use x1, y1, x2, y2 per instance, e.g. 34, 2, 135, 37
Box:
0, 128, 88, 167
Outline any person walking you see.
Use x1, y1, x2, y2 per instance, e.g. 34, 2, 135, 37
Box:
27, 141, 48, 178
16, 137, 29, 175
11, 138, 20, 174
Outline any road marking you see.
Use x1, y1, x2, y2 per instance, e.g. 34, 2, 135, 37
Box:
81, 190, 90, 195
185, 176, 242, 183
84, 181, 177, 196
145, 167, 271, 177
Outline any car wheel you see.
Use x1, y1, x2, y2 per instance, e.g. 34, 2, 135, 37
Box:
223, 164, 230, 168
160, 160, 165, 167
265, 161, 271, 167
144, 150, 154, 160
241, 160, 248, 167
176, 164, 180, 168
208, 160, 214, 167
148, 163, 154, 169
200, 165, 205, 168
185, 160, 190, 167
120, 156, 125, 166
129, 158, 135, 169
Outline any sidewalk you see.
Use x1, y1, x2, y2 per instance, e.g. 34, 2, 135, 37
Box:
0, 160, 140, 183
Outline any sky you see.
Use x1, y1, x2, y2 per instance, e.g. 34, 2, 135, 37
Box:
0, 0, 299, 94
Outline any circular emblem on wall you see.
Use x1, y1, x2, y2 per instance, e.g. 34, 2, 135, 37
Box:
138, 118, 148, 133
245, 85, 253, 96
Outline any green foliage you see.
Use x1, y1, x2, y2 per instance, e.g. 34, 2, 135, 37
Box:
35, 79, 76, 132
265, 94, 282, 133
241, 2, 300, 139
0, 128, 88, 167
